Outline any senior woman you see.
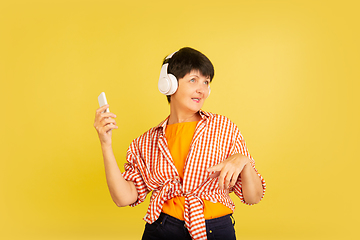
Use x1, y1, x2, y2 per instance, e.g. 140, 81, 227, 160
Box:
94, 47, 266, 240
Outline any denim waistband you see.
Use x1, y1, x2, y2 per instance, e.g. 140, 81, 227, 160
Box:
157, 212, 234, 227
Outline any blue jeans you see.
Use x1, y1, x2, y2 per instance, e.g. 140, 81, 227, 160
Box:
142, 213, 236, 240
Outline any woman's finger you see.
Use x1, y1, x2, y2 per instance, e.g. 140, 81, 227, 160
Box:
103, 123, 118, 132
97, 113, 116, 124
224, 167, 237, 189
96, 112, 116, 129
229, 169, 241, 188
224, 172, 232, 189
207, 162, 224, 172
209, 171, 220, 179
218, 169, 230, 190
101, 112, 116, 118
96, 104, 110, 115
97, 122, 118, 135
100, 117, 116, 126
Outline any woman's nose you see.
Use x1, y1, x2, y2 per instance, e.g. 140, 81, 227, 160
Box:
196, 84, 208, 94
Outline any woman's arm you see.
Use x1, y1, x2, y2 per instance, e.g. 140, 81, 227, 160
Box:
101, 144, 138, 207
94, 105, 138, 207
207, 153, 263, 204
237, 155, 263, 204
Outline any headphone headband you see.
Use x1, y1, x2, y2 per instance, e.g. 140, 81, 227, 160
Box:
166, 51, 177, 59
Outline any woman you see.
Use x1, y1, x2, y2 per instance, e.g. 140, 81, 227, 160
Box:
94, 47, 266, 240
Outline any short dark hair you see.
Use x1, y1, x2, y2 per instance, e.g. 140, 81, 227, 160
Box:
163, 47, 215, 103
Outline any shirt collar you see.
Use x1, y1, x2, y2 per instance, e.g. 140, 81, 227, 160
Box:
198, 109, 210, 118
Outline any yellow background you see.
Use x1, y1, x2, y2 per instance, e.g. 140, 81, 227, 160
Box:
1, 0, 359, 239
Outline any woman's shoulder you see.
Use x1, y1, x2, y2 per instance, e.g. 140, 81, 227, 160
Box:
132, 126, 160, 143
130, 118, 167, 145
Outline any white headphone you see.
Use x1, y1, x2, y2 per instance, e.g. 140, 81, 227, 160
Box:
158, 51, 211, 96
158, 51, 178, 95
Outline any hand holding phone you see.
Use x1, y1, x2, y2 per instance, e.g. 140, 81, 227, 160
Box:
95, 92, 117, 142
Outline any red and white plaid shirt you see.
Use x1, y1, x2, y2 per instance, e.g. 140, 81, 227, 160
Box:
123, 110, 266, 240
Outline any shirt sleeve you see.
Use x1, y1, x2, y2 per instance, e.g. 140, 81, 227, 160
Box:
122, 141, 150, 207
229, 123, 266, 205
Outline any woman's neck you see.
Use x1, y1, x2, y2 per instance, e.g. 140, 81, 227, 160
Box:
168, 109, 201, 125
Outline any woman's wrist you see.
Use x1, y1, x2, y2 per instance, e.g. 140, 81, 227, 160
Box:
101, 142, 113, 151
239, 156, 252, 176
235, 154, 250, 165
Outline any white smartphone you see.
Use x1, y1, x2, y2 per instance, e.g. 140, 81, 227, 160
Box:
98, 92, 109, 112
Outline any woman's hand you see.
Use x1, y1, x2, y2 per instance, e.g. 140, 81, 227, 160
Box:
207, 153, 250, 190
94, 104, 118, 146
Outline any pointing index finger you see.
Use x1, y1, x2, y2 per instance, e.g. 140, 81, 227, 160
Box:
207, 162, 223, 172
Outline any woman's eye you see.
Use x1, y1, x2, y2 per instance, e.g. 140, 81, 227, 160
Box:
190, 79, 195, 82
204, 81, 209, 85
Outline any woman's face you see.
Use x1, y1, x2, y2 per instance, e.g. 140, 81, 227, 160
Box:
170, 70, 210, 114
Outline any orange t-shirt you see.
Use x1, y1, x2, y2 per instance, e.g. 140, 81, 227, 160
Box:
162, 121, 233, 220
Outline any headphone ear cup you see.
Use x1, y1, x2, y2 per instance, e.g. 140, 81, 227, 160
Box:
158, 73, 178, 95
158, 76, 170, 94
158, 51, 179, 95
167, 74, 178, 95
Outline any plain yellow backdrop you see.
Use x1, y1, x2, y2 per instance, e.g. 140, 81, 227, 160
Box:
1, 0, 359, 239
